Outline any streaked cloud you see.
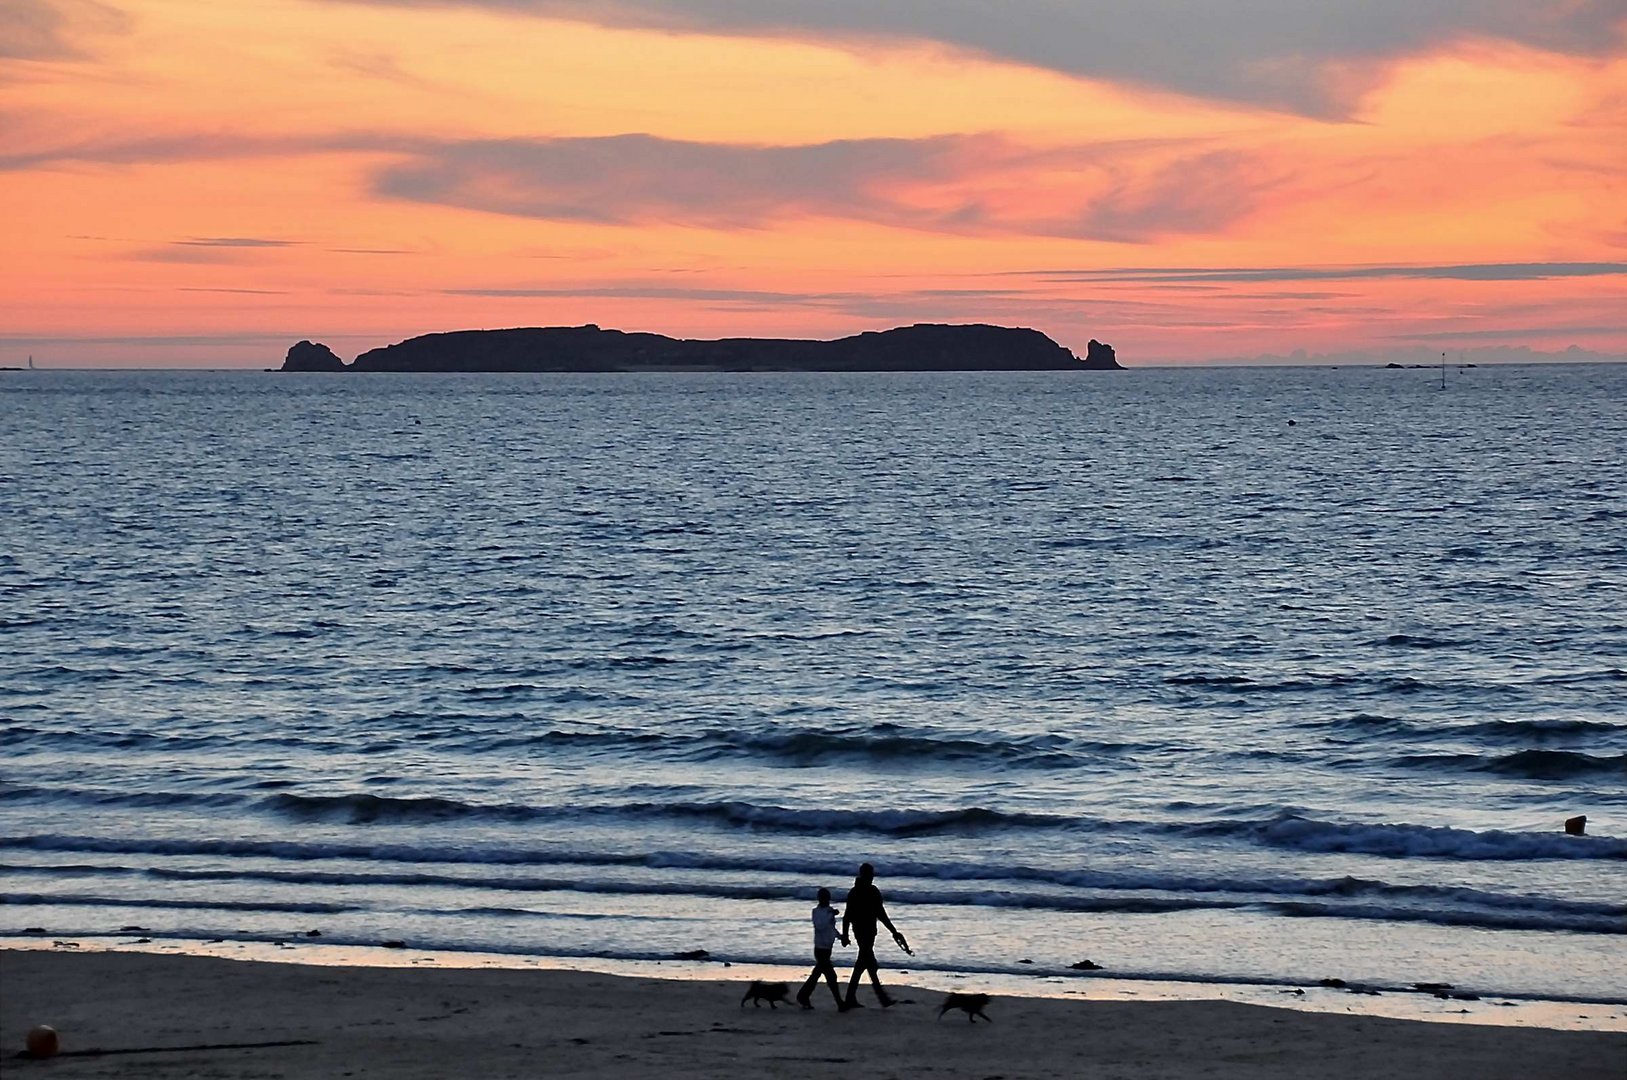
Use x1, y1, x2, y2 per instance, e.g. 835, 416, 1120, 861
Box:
120, 237, 301, 263
443, 283, 1025, 306
1392, 325, 1627, 341
173, 236, 300, 248
1015, 262, 1627, 284
123, 247, 250, 264
375, 133, 1275, 241
0, 0, 127, 62
13, 126, 1276, 244
327, 47, 442, 90
0, 132, 294, 171
336, 0, 1627, 114
176, 287, 290, 295
1071, 150, 1279, 243
374, 132, 977, 228
447, 284, 861, 303
0, 331, 300, 347
0, 126, 415, 171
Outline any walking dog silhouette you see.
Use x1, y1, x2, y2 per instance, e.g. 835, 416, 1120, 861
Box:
937, 992, 992, 1022
740, 981, 791, 1008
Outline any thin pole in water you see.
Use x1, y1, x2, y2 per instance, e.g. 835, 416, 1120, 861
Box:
1440, 351, 1446, 391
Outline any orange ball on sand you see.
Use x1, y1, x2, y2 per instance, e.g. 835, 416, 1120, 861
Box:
26, 1025, 60, 1058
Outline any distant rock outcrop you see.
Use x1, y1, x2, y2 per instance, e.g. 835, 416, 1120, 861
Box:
1085, 339, 1119, 369
282, 340, 346, 372
280, 324, 1124, 373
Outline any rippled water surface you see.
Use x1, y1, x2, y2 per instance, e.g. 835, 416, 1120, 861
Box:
2, 365, 1624, 1003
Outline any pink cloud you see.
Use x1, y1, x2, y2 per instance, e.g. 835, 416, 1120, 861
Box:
373, 133, 1280, 242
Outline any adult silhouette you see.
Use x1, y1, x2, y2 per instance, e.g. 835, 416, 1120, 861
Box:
841, 862, 911, 1010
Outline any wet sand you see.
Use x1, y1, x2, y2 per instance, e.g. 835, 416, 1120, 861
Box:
3, 950, 1623, 1079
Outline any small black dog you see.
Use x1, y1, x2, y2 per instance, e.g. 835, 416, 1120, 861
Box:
937, 992, 992, 1022
740, 980, 792, 1008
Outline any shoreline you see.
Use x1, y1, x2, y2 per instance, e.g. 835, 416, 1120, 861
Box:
4, 949, 1622, 1080
5, 935, 1623, 1034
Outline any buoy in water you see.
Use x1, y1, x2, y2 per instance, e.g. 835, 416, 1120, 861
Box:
1565, 815, 1586, 836
26, 1025, 60, 1059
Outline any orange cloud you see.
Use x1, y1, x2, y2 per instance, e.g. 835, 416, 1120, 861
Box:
337, 0, 1627, 115
370, 134, 1289, 243
0, 0, 127, 62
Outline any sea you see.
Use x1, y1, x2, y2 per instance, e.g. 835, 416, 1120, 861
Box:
2, 364, 1624, 1019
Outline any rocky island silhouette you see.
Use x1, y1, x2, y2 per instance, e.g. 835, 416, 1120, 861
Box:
280, 324, 1121, 373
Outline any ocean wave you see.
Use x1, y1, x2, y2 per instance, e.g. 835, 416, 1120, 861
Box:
1259, 901, 1621, 935
742, 627, 872, 642
1249, 816, 1626, 861
1459, 718, 1625, 741
0, 784, 245, 812
9, 837, 1627, 924
436, 891, 1597, 930
2, 720, 1141, 770
663, 728, 1100, 767
1166, 673, 1255, 688
6, 784, 1078, 833
0, 892, 354, 914
1481, 749, 1627, 779
1371, 634, 1465, 649
1528, 668, 1625, 686
657, 802, 1071, 833
0, 725, 324, 754
263, 793, 1074, 833
1289, 713, 1414, 738
566, 654, 681, 668
7, 774, 1627, 864
1163, 672, 1434, 695
4, 865, 1618, 937
261, 792, 526, 823
11, 857, 1616, 924
494, 725, 1130, 768
1289, 714, 1626, 750
1393, 750, 1627, 780
519, 720, 1123, 770
0, 832, 653, 868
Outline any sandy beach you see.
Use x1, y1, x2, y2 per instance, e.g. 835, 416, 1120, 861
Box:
3, 950, 1621, 1079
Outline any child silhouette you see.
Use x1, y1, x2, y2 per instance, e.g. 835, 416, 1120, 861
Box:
795, 887, 845, 1009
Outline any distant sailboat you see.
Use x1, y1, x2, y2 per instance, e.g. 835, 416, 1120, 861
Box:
27, 355, 35, 370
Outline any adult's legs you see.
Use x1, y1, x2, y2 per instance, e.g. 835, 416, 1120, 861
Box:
844, 936, 877, 1006
845, 934, 894, 1006
863, 947, 895, 1007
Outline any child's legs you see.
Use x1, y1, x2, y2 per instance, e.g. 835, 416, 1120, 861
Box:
798, 953, 825, 1001
814, 948, 841, 1000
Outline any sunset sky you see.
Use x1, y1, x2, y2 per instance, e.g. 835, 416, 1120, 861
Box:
4, 0, 1625, 367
